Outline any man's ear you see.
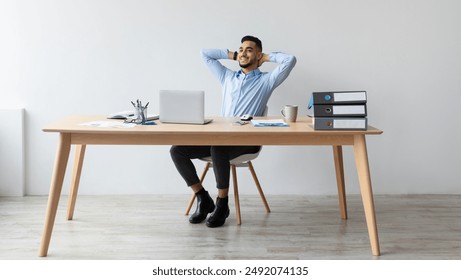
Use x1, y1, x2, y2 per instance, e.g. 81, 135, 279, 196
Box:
257, 52, 263, 60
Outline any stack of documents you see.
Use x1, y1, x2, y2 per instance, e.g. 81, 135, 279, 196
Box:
310, 91, 368, 130
251, 119, 288, 127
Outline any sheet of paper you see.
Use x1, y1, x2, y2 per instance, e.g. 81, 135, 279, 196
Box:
251, 119, 289, 127
80, 121, 136, 128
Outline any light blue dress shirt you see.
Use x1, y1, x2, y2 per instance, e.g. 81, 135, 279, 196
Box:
201, 49, 297, 117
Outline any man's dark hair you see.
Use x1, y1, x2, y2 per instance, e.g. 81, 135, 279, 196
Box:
241, 35, 262, 51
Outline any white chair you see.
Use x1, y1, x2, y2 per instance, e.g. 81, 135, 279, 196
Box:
184, 147, 270, 225
185, 106, 270, 225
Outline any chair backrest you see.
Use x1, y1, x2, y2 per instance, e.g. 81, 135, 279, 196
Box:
229, 147, 261, 165
263, 105, 268, 116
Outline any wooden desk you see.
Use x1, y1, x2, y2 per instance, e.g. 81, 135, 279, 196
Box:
39, 115, 383, 257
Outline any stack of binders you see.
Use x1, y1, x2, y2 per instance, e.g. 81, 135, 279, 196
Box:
310, 91, 368, 130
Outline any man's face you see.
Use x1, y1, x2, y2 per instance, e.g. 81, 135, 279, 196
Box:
238, 41, 262, 69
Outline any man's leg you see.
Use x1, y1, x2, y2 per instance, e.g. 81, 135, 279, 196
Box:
206, 146, 261, 227
170, 146, 215, 223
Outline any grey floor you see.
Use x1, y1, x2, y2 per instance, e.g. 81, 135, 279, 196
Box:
0, 194, 460, 260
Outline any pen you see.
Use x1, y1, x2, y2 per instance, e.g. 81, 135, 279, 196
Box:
145, 102, 149, 108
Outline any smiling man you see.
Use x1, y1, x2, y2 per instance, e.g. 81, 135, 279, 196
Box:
170, 35, 296, 227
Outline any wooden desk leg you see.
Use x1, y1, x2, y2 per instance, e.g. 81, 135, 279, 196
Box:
66, 144, 86, 220
333, 145, 347, 220
353, 135, 380, 256
39, 133, 71, 257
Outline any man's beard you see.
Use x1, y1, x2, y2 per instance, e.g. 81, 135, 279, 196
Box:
239, 62, 252, 68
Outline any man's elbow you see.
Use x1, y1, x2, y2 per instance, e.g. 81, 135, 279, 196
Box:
200, 48, 208, 59
287, 55, 297, 67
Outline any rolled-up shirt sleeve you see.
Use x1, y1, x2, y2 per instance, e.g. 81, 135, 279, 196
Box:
200, 49, 231, 85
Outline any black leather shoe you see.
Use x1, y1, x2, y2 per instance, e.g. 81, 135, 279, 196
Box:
189, 190, 215, 224
206, 197, 230, 228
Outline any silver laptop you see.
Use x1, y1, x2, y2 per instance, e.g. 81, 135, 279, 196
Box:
159, 90, 213, 124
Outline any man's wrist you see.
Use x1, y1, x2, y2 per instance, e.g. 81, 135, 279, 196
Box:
262, 53, 270, 62
227, 50, 234, 60
227, 50, 238, 60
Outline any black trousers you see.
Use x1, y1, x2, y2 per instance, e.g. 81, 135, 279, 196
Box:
170, 146, 261, 189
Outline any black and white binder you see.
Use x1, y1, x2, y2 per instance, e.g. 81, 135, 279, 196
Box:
313, 117, 368, 130
312, 91, 367, 105
313, 104, 367, 117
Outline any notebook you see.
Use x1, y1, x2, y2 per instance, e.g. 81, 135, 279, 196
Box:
159, 90, 213, 124
107, 110, 159, 121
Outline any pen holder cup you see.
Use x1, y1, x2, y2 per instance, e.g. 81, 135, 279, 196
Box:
134, 106, 147, 124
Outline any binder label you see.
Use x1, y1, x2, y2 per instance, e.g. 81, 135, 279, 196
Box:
333, 105, 366, 115
334, 91, 367, 102
334, 119, 366, 129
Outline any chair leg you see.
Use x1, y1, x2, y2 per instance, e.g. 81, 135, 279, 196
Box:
185, 194, 196, 216
248, 161, 271, 213
185, 162, 211, 215
231, 165, 242, 225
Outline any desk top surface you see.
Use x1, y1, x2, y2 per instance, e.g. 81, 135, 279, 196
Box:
43, 115, 382, 136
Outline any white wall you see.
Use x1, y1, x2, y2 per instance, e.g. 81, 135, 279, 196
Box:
1, 0, 460, 196
0, 109, 25, 196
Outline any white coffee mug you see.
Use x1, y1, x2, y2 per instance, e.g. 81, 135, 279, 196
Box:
281, 105, 298, 122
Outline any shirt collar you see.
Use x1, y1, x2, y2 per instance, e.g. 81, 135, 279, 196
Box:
236, 68, 261, 78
